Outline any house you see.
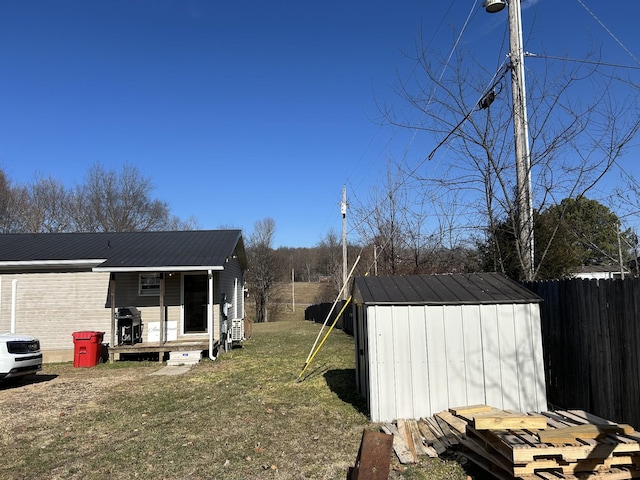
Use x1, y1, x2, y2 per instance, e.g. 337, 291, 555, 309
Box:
0, 230, 247, 363
571, 265, 627, 280
351, 272, 547, 423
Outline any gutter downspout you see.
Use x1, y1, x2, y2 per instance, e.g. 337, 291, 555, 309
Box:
208, 269, 217, 361
11, 279, 17, 334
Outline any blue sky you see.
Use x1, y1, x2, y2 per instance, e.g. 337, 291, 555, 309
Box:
1, 1, 639, 247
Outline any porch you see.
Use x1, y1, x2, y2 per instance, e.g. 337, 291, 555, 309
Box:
108, 339, 218, 363
106, 269, 223, 364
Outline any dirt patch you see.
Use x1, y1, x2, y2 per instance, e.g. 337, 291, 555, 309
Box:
0, 365, 157, 445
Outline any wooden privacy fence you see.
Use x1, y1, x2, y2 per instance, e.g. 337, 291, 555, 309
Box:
525, 278, 640, 428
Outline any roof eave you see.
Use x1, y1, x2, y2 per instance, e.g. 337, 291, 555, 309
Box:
0, 259, 106, 270
358, 299, 543, 306
92, 266, 225, 273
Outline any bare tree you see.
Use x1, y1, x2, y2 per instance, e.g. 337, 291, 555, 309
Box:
72, 163, 172, 232
165, 214, 200, 231
380, 38, 640, 280
0, 165, 195, 234
274, 247, 316, 282
352, 161, 478, 275
19, 175, 72, 233
315, 229, 343, 300
246, 218, 279, 323
353, 166, 406, 276
0, 169, 23, 233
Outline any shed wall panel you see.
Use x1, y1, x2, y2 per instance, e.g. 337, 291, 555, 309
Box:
366, 306, 380, 421
368, 306, 397, 423
392, 306, 415, 419
362, 301, 547, 422
444, 306, 467, 408
497, 304, 520, 409
514, 303, 534, 409
529, 302, 547, 410
408, 306, 430, 419
461, 305, 486, 406
425, 305, 449, 414
514, 302, 546, 411
481, 304, 506, 409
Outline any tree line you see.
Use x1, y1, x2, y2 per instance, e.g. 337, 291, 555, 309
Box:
0, 161, 631, 325
0, 163, 196, 233
246, 193, 636, 323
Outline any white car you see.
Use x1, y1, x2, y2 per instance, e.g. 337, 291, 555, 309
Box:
0, 333, 42, 380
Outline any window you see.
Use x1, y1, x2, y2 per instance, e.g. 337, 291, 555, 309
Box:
139, 273, 161, 296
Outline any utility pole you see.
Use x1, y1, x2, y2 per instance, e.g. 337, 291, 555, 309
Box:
373, 244, 378, 276
341, 185, 348, 300
617, 223, 625, 279
486, 0, 534, 280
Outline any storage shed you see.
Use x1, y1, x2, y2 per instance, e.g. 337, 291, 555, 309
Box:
352, 272, 547, 422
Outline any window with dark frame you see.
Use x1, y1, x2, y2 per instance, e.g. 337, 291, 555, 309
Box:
139, 273, 161, 296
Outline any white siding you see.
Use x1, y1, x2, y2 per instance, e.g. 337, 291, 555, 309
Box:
481, 304, 505, 408
425, 306, 448, 414
444, 305, 466, 407
407, 306, 430, 420
517, 302, 547, 411
393, 306, 414, 419
461, 304, 486, 406
497, 304, 520, 408
0, 272, 112, 352
364, 302, 547, 422
367, 306, 385, 422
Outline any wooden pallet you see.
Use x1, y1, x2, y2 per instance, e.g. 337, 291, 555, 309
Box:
421, 406, 640, 479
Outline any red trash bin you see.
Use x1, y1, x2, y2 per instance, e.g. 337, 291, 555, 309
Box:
72, 331, 104, 367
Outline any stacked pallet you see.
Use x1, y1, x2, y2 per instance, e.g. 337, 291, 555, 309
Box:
416, 405, 640, 479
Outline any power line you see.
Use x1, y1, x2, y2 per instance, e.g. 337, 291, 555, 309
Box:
576, 0, 640, 67
345, 2, 484, 246
427, 61, 510, 161
525, 52, 640, 70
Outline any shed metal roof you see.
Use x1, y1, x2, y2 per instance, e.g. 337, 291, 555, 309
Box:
0, 230, 246, 272
352, 272, 541, 305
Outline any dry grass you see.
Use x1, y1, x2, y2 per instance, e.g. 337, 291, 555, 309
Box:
0, 297, 473, 479
268, 282, 339, 324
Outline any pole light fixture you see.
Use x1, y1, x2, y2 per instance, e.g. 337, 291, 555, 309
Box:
484, 0, 507, 13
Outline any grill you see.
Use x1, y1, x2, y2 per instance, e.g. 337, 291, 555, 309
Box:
115, 307, 143, 345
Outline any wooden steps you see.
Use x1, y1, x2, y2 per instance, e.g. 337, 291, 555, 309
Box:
385, 406, 640, 479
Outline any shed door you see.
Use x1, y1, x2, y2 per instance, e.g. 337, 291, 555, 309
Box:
183, 274, 208, 333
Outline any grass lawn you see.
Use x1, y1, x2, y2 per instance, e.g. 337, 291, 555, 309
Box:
1, 314, 471, 479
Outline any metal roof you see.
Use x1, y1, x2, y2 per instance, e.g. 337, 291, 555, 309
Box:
352, 272, 541, 305
0, 230, 246, 272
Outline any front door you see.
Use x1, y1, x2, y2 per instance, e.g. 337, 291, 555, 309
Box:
183, 274, 208, 333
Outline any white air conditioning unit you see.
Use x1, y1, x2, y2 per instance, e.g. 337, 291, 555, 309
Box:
229, 318, 244, 343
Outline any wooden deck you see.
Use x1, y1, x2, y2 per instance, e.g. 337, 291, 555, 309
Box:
108, 340, 216, 363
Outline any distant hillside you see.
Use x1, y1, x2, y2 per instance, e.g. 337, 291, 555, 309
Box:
246, 282, 335, 323
273, 281, 325, 306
